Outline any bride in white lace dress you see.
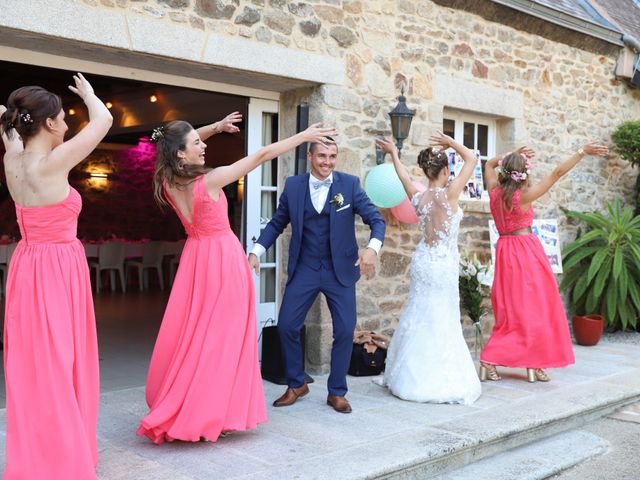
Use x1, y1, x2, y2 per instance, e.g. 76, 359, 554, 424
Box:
375, 132, 481, 405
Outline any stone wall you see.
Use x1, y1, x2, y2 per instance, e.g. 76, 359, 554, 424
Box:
30, 0, 640, 370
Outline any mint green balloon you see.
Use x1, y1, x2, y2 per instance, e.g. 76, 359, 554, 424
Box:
364, 163, 406, 208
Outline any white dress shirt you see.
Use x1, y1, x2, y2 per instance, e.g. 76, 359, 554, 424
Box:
250, 172, 382, 258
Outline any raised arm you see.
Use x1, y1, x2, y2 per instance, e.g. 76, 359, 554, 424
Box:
485, 146, 535, 193
204, 123, 337, 191
0, 105, 24, 156
196, 111, 242, 141
519, 142, 609, 207
43, 73, 113, 174
375, 138, 417, 199
428, 132, 475, 201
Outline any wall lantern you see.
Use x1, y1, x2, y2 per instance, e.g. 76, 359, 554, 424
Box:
388, 88, 415, 157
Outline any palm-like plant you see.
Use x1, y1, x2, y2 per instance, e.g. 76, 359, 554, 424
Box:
560, 200, 640, 330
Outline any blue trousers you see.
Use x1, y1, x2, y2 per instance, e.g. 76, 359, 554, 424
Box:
277, 262, 356, 396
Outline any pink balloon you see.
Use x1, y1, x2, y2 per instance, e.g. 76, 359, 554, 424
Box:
390, 181, 427, 224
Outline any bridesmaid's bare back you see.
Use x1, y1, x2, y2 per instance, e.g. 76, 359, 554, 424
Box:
3, 152, 71, 207
164, 181, 198, 224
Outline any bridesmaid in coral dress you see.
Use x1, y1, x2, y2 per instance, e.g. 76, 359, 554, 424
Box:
137, 116, 336, 444
480, 143, 609, 383
0, 75, 112, 479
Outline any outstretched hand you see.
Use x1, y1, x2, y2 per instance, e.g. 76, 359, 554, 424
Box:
217, 111, 242, 134
68, 73, 94, 100
582, 142, 609, 157
375, 138, 398, 156
428, 131, 454, 150
302, 123, 338, 145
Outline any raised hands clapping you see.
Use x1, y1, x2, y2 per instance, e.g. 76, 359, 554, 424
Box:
428, 131, 455, 150
301, 122, 338, 145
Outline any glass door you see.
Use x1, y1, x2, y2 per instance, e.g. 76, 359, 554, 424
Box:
245, 98, 279, 356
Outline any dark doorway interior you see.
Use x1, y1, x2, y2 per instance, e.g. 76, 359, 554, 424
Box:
0, 59, 249, 242
0, 60, 258, 404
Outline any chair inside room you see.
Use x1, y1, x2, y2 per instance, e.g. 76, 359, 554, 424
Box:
125, 241, 165, 292
89, 242, 126, 293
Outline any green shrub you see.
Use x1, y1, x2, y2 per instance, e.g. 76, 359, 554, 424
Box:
612, 120, 640, 167
612, 120, 640, 215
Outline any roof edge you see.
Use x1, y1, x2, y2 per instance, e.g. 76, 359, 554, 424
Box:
490, 0, 624, 46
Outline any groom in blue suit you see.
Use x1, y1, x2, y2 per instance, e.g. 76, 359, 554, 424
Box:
249, 139, 385, 413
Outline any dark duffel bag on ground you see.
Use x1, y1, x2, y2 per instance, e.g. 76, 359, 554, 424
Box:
348, 330, 390, 376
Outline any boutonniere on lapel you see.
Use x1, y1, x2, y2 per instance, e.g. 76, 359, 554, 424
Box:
329, 193, 344, 208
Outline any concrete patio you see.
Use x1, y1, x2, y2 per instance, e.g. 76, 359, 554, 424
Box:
1, 338, 637, 479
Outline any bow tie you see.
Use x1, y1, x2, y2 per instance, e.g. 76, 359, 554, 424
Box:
311, 179, 332, 190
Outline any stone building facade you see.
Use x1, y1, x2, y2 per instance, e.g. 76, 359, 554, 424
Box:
1, 0, 639, 372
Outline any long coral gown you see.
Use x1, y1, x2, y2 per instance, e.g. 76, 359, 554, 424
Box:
480, 188, 575, 368
138, 176, 267, 444
4, 187, 99, 479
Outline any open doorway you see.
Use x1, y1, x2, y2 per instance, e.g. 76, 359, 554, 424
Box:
0, 60, 255, 404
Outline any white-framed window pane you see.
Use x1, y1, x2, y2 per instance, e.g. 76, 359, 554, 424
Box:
263, 243, 276, 263
260, 191, 276, 224
443, 118, 455, 138
463, 122, 475, 149
477, 124, 489, 157
260, 267, 276, 303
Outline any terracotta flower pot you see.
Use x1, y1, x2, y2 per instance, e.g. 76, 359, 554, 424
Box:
572, 314, 605, 346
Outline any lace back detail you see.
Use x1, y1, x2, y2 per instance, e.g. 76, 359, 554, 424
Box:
412, 189, 453, 244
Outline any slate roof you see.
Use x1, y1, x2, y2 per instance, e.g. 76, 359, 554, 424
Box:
591, 0, 640, 40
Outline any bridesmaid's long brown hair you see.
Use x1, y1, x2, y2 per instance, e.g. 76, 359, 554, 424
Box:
497, 152, 531, 210
152, 120, 211, 209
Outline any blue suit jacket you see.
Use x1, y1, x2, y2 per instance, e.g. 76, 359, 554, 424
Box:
256, 172, 386, 287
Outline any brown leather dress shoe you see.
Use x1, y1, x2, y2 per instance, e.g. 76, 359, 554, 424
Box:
272, 383, 309, 407
326, 395, 352, 413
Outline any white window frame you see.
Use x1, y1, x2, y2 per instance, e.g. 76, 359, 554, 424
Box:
443, 110, 497, 162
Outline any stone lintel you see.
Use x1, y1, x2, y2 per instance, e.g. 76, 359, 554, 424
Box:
0, 0, 345, 89
433, 73, 524, 120
203, 35, 344, 86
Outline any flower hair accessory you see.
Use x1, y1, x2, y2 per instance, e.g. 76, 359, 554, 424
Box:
19, 113, 33, 125
150, 126, 165, 143
496, 151, 532, 183
510, 171, 528, 182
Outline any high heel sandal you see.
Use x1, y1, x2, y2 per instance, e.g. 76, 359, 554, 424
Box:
479, 363, 501, 381
534, 368, 550, 382
526, 368, 536, 383
526, 368, 551, 382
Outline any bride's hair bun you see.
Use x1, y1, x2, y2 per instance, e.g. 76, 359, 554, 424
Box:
417, 147, 448, 180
